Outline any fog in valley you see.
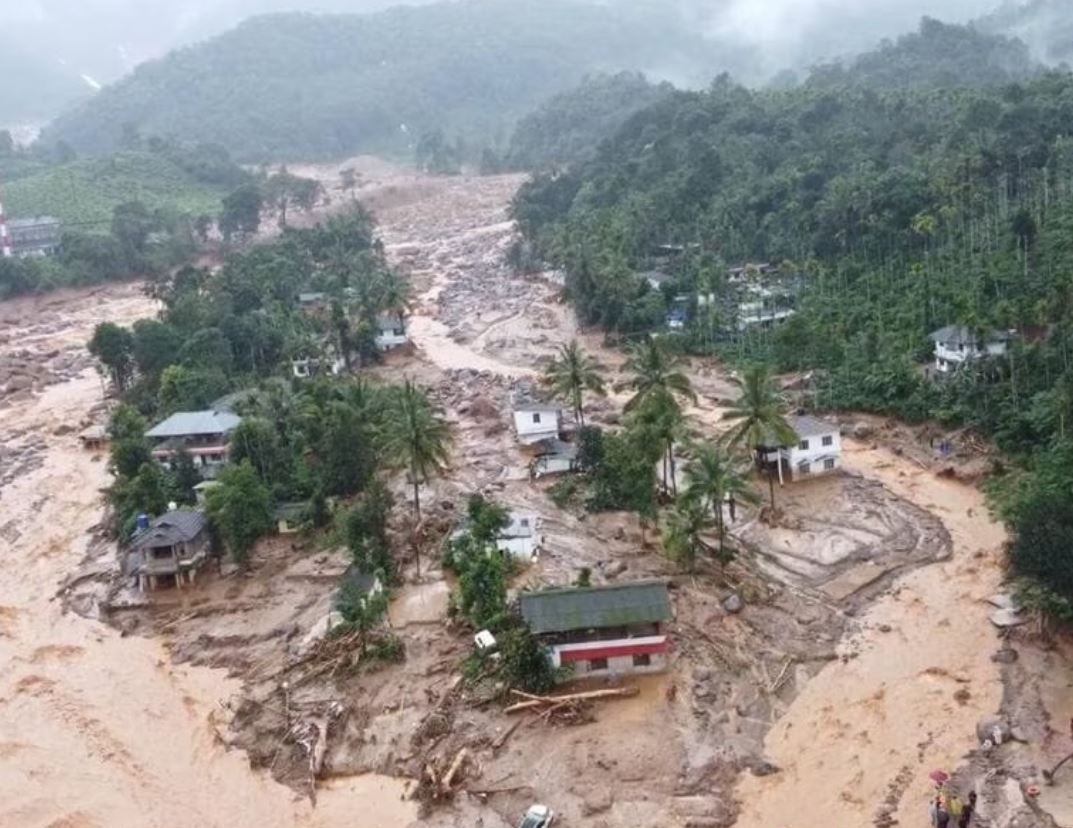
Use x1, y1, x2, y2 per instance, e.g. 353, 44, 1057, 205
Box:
4, 0, 1054, 125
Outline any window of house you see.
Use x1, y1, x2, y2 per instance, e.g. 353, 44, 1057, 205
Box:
632, 653, 651, 667
824, 458, 836, 471
532, 413, 541, 424
519, 518, 529, 528
589, 657, 609, 671
822, 435, 833, 447
798, 439, 810, 451
800, 462, 811, 475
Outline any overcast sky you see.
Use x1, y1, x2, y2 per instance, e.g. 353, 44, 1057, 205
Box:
1, 0, 1024, 83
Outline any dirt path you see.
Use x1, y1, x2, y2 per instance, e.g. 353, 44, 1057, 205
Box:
0, 285, 417, 828
734, 440, 1006, 827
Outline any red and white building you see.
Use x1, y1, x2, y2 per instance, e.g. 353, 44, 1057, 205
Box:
519, 581, 672, 679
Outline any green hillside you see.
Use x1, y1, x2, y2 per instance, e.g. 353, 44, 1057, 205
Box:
40, 0, 715, 162
6, 150, 234, 227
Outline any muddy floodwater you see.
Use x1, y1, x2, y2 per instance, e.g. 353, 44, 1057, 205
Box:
0, 286, 416, 828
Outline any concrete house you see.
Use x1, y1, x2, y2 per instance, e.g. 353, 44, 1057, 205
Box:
146, 410, 242, 479
78, 425, 108, 451
512, 401, 563, 446
274, 502, 309, 535
128, 510, 211, 591
520, 581, 672, 680
374, 314, 409, 352
297, 292, 328, 315
291, 355, 344, 379
531, 438, 580, 479
929, 326, 1011, 374
757, 414, 842, 483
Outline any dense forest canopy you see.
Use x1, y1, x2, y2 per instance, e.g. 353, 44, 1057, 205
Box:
40, 0, 716, 162
501, 73, 676, 171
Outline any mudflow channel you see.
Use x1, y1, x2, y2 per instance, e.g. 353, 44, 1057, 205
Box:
0, 164, 1018, 827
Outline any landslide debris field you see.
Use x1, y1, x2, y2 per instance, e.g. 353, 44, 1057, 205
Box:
5, 159, 1073, 828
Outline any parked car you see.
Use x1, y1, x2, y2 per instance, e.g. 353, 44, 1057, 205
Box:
519, 804, 554, 828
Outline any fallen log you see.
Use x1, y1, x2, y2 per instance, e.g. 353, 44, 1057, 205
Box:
441, 747, 469, 792
505, 685, 639, 714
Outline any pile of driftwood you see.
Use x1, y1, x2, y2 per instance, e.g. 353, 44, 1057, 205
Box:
505, 686, 639, 725
417, 747, 472, 805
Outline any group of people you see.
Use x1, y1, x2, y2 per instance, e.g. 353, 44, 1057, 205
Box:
930, 789, 976, 827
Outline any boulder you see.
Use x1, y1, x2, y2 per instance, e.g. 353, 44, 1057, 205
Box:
976, 715, 1012, 744
722, 593, 744, 614
604, 560, 628, 579
581, 789, 614, 816
991, 648, 1020, 664
852, 421, 874, 439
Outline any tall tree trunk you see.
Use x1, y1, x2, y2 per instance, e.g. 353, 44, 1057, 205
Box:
768, 468, 776, 510
668, 439, 678, 497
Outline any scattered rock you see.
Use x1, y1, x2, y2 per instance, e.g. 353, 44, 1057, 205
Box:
852, 421, 874, 439
722, 594, 743, 614
750, 759, 780, 777
603, 560, 628, 579
976, 715, 1012, 744
582, 789, 614, 816
991, 647, 1019, 664
877, 623, 892, 633
694, 666, 712, 681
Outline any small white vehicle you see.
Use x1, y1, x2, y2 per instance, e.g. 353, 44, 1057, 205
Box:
518, 804, 555, 828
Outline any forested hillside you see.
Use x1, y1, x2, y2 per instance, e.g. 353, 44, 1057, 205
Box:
807, 17, 1038, 90
501, 73, 675, 171
41, 0, 714, 162
513, 38, 1073, 608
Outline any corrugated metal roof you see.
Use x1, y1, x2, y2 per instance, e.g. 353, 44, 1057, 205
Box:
129, 511, 208, 550
520, 581, 671, 634
146, 410, 242, 439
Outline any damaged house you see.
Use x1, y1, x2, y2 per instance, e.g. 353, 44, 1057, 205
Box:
127, 510, 211, 591
520, 581, 672, 680
756, 414, 842, 484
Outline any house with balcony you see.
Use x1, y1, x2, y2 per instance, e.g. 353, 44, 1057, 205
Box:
928, 326, 1011, 374
756, 414, 842, 484
127, 510, 211, 591
145, 410, 242, 479
519, 581, 672, 680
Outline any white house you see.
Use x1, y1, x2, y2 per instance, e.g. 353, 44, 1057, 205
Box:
374, 314, 409, 351
928, 326, 1011, 374
737, 285, 796, 329
531, 438, 580, 478
291, 355, 345, 379
512, 402, 563, 446
758, 414, 841, 483
496, 512, 543, 562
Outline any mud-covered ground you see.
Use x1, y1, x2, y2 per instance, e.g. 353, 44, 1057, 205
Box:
7, 157, 1073, 828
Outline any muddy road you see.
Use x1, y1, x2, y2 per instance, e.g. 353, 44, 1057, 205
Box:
1, 158, 1065, 828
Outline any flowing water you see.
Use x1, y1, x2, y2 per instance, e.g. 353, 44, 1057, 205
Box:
0, 286, 417, 828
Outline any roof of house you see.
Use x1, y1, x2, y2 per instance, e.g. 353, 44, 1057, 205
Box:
641, 270, 673, 287
514, 402, 562, 414
376, 313, 404, 329
129, 511, 208, 550
298, 292, 327, 303
535, 438, 578, 459
145, 410, 242, 439
501, 513, 538, 539
9, 216, 61, 229
274, 502, 309, 522
928, 325, 1011, 346
520, 581, 671, 635
79, 425, 108, 440
788, 414, 838, 439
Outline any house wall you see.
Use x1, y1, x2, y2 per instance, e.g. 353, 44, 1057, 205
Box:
934, 341, 1008, 372
375, 328, 409, 351
782, 430, 841, 478
533, 455, 576, 477
548, 635, 670, 678
496, 535, 539, 561
513, 410, 561, 443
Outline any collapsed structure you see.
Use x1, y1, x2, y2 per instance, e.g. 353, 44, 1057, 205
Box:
127, 510, 211, 591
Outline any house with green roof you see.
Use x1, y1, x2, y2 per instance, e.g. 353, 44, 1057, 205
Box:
519, 581, 672, 679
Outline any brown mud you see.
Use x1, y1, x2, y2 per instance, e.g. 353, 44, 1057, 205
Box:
3, 157, 1071, 827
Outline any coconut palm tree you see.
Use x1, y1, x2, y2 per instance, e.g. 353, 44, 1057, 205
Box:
683, 443, 759, 557
383, 380, 451, 519
722, 363, 797, 510
621, 336, 696, 494
543, 339, 606, 427
620, 336, 696, 412
628, 389, 688, 496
